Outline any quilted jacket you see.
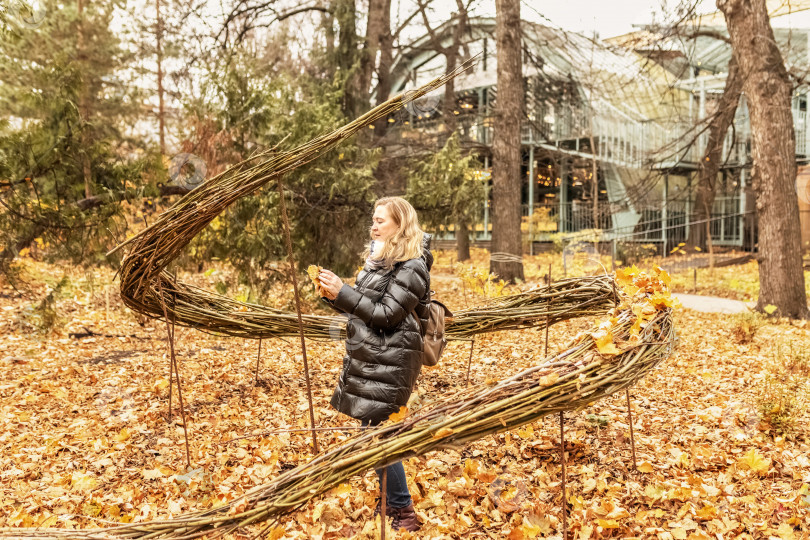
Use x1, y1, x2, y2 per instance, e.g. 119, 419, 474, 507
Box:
327, 234, 433, 423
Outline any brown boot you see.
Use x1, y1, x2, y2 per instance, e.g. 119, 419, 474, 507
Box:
390, 503, 421, 532
372, 498, 381, 518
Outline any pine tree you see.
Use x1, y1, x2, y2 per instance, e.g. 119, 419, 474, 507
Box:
406, 133, 486, 260
185, 50, 380, 299
0, 0, 153, 267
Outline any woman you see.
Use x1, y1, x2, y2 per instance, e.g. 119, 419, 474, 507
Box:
318, 196, 433, 533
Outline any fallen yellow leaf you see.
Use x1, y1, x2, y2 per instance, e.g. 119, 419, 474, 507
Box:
388, 406, 408, 422
738, 448, 770, 474
432, 427, 454, 439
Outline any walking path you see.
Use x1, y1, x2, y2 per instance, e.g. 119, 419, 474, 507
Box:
661, 253, 753, 273
673, 293, 751, 314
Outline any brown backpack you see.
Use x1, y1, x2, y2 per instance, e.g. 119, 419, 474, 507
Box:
420, 293, 452, 367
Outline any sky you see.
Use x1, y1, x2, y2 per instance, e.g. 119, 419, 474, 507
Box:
393, 0, 678, 41
394, 0, 810, 41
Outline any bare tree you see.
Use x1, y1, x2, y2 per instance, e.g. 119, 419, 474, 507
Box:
156, 0, 166, 155
490, 0, 524, 282
718, 0, 809, 318
686, 49, 742, 253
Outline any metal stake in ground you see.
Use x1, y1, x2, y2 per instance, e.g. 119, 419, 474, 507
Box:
380, 469, 387, 540
255, 338, 262, 384
625, 389, 637, 470
465, 337, 476, 387
157, 279, 191, 467
545, 264, 551, 358
550, 264, 566, 539
560, 410, 567, 539
167, 313, 173, 423
276, 175, 319, 454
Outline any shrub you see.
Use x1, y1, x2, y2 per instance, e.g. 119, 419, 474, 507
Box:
616, 242, 658, 265
757, 343, 810, 435
731, 311, 767, 344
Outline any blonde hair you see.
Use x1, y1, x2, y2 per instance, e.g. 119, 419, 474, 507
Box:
363, 197, 424, 267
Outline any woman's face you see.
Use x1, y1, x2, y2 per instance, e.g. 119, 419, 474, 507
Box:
371, 204, 397, 243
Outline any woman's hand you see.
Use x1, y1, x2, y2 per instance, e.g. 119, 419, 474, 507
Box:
318, 269, 344, 300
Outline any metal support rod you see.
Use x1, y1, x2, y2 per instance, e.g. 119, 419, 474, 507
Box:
157, 279, 191, 467
560, 411, 567, 540
544, 264, 551, 358
611, 238, 617, 272
276, 176, 319, 454
528, 145, 535, 256
380, 468, 387, 540
626, 389, 637, 470
465, 337, 476, 387
171, 337, 191, 468
167, 315, 173, 423
254, 338, 262, 384
662, 174, 669, 252
483, 155, 490, 240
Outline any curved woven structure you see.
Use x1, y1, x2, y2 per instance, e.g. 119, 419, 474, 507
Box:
0, 64, 679, 539
110, 68, 476, 341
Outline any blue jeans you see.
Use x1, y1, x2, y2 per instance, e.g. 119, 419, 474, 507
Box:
362, 419, 413, 508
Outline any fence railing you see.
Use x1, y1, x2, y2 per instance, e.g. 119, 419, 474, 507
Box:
465, 197, 747, 248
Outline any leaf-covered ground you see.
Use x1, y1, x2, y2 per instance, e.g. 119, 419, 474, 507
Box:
1, 254, 809, 539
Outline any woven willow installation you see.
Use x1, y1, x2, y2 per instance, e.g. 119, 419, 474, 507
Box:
0, 64, 678, 538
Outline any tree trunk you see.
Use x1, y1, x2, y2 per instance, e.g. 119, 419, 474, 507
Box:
356, 0, 385, 116
156, 0, 166, 155
373, 0, 392, 128
456, 220, 471, 261
77, 0, 92, 199
335, 0, 360, 118
490, 0, 524, 282
686, 51, 743, 251
719, 0, 809, 318
442, 10, 469, 260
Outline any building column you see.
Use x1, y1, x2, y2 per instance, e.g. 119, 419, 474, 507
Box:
528, 146, 535, 255
559, 158, 568, 233
662, 173, 669, 252
477, 86, 485, 143
483, 155, 491, 240
740, 166, 747, 248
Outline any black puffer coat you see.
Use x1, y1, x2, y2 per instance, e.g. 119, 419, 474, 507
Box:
328, 235, 433, 423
